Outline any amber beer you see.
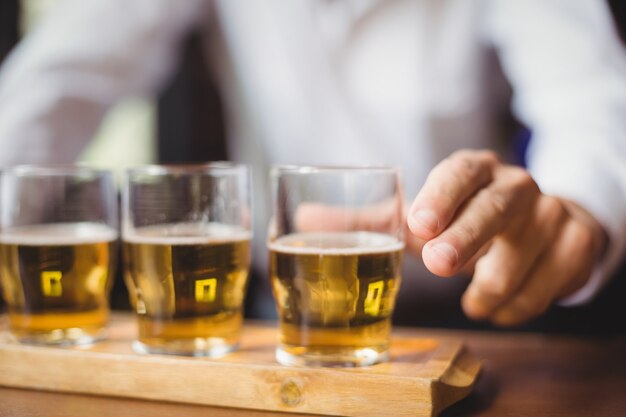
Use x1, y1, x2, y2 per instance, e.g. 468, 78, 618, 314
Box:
123, 224, 251, 356
270, 231, 403, 366
0, 223, 117, 344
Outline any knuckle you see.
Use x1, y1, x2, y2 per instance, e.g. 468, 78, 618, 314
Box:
541, 196, 566, 225
509, 168, 539, 194
478, 150, 500, 166
445, 149, 500, 173
485, 191, 510, 218
448, 149, 477, 162
474, 187, 511, 219
446, 155, 480, 182
568, 221, 595, 257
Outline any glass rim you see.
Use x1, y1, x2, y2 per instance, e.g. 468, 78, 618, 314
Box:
271, 164, 401, 175
126, 161, 248, 176
4, 164, 112, 177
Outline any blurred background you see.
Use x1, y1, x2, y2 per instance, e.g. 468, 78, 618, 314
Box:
1, 0, 156, 182
1, 0, 229, 182
1, 0, 625, 335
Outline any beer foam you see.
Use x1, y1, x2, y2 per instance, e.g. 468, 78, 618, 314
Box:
0, 223, 118, 245
123, 222, 251, 245
269, 232, 404, 255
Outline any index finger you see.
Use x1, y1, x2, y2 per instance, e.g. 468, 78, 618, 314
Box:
408, 150, 498, 240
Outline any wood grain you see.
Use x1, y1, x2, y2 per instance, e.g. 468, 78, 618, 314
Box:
2, 327, 626, 416
0, 314, 480, 417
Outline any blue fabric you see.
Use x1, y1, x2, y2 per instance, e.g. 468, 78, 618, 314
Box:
513, 127, 532, 167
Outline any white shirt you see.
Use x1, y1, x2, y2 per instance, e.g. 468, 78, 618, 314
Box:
0, 0, 625, 305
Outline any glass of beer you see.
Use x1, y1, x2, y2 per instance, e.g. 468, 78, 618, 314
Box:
269, 166, 404, 367
122, 163, 251, 357
0, 165, 118, 345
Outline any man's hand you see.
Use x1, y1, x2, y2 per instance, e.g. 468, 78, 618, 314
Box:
408, 149, 607, 326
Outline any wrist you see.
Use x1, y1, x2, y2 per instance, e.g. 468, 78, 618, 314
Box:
558, 198, 609, 264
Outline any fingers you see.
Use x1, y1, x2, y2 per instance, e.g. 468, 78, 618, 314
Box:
457, 240, 492, 276
409, 149, 603, 327
422, 167, 539, 276
491, 218, 595, 327
461, 196, 566, 320
408, 150, 498, 240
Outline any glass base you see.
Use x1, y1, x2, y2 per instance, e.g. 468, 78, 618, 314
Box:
132, 338, 238, 357
276, 346, 389, 367
9, 326, 107, 347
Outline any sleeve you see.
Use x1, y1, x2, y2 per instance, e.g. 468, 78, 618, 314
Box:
482, 0, 626, 304
0, 0, 207, 166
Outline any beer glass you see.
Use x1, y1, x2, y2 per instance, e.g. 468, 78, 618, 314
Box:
0, 165, 118, 345
269, 166, 404, 367
123, 164, 251, 356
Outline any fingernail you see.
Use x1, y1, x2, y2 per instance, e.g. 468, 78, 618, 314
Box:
429, 242, 458, 267
412, 210, 439, 234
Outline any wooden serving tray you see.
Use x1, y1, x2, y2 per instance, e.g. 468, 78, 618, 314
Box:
0, 314, 481, 417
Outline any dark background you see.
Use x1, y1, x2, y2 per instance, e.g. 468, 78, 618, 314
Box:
1, 0, 625, 335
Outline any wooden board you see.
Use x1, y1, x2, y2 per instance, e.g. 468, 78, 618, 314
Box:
0, 314, 481, 417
